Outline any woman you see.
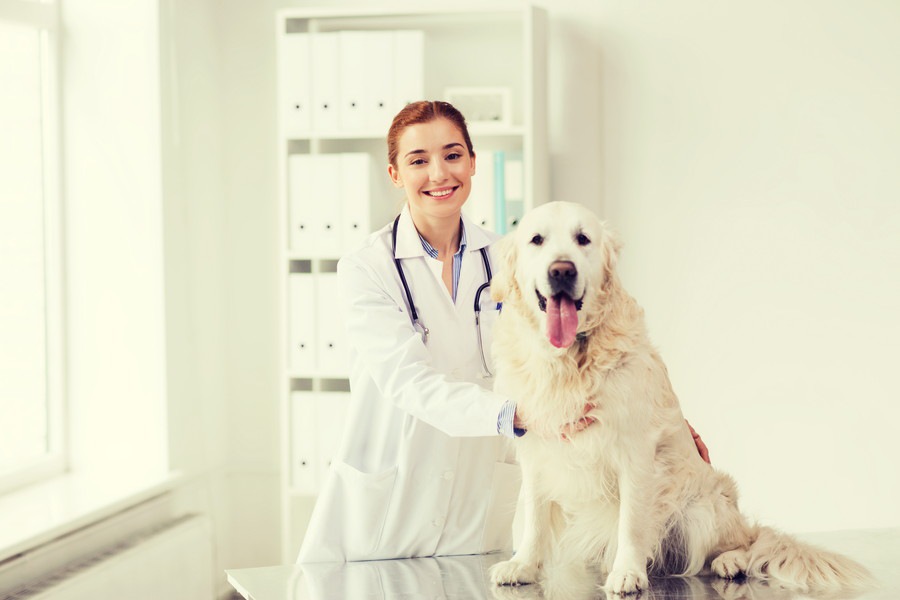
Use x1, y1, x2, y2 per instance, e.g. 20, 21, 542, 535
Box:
297, 101, 529, 564
296, 101, 708, 564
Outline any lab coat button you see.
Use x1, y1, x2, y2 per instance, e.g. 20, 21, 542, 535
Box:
442, 471, 454, 481
432, 516, 445, 527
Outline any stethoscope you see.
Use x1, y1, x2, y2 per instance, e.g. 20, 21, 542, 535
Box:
391, 215, 495, 378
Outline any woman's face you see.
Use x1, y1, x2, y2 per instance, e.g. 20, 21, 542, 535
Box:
388, 118, 476, 223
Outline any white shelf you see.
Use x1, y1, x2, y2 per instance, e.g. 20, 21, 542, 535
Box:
282, 124, 526, 142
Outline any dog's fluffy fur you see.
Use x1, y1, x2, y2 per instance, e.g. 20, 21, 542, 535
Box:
487, 201, 874, 597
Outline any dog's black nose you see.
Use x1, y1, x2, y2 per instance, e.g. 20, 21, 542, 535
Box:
548, 261, 577, 294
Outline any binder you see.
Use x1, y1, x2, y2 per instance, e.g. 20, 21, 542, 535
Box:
338, 31, 367, 132
466, 150, 496, 231
494, 151, 507, 234
288, 154, 315, 253
362, 31, 397, 132
315, 273, 349, 377
340, 153, 371, 251
279, 33, 312, 137
393, 30, 425, 110
315, 392, 351, 481
504, 153, 524, 232
289, 273, 317, 374
311, 32, 340, 132
291, 391, 319, 494
309, 154, 343, 258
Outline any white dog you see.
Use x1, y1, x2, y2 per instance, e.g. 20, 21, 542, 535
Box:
488, 201, 873, 597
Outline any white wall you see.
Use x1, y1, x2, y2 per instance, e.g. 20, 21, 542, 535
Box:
536, 0, 900, 532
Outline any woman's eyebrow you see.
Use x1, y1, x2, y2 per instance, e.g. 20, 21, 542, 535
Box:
404, 143, 464, 159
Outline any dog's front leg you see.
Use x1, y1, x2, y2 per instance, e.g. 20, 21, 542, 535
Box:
604, 464, 654, 595
490, 460, 550, 585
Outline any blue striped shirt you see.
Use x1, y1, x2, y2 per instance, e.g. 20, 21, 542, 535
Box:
417, 222, 521, 438
417, 223, 467, 302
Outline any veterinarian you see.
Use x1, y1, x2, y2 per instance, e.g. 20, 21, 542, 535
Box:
296, 101, 709, 563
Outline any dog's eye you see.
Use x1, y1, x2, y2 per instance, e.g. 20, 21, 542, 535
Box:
576, 233, 591, 246
530, 234, 544, 246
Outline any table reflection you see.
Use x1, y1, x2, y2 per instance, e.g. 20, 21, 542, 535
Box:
290, 551, 874, 600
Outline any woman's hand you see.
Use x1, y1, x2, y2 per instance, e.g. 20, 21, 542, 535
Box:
560, 402, 597, 442
686, 420, 711, 464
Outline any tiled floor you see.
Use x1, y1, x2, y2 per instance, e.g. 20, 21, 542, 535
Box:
227, 528, 900, 600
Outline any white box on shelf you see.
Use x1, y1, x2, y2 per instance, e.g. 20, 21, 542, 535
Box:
444, 87, 512, 128
291, 391, 319, 494
279, 33, 312, 137
288, 273, 317, 374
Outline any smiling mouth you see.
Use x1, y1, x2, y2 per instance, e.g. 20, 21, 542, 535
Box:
536, 290, 584, 312
424, 186, 459, 198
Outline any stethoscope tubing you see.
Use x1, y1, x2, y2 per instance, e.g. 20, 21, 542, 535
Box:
391, 214, 494, 377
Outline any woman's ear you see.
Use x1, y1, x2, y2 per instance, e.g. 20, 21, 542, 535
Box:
388, 163, 403, 188
490, 233, 518, 302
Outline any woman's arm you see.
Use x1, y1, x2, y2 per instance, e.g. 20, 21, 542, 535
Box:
338, 256, 508, 438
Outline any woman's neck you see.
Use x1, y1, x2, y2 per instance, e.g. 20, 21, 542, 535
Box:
409, 208, 461, 259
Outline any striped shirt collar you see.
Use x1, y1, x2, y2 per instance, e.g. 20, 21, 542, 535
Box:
417, 220, 467, 259
418, 220, 467, 302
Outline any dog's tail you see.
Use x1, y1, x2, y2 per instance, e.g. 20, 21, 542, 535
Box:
745, 526, 876, 593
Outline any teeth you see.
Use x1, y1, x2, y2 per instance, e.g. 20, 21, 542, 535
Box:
426, 188, 453, 197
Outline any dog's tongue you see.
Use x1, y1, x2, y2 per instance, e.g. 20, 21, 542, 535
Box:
546, 294, 578, 348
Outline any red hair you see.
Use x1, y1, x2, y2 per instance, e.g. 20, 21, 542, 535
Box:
387, 101, 475, 168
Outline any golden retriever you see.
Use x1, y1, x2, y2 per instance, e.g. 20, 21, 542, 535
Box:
487, 201, 874, 597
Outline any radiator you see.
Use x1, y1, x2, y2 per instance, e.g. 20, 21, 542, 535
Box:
2, 514, 214, 600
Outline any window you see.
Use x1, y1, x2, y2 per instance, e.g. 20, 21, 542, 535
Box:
0, 0, 64, 494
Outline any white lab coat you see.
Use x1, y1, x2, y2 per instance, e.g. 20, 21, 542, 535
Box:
296, 205, 520, 563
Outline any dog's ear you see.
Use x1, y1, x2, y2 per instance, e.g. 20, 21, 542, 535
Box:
600, 224, 623, 288
490, 233, 518, 302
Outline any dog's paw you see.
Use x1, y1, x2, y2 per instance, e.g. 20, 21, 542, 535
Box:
604, 568, 648, 595
712, 549, 749, 579
490, 559, 541, 586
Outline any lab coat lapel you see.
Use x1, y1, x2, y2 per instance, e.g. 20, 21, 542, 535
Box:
456, 213, 493, 312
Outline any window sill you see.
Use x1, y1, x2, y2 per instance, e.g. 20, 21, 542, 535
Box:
0, 469, 182, 563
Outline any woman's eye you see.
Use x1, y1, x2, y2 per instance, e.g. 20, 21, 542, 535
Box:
410, 158, 426, 166
576, 233, 591, 246
446, 152, 462, 160
530, 234, 544, 246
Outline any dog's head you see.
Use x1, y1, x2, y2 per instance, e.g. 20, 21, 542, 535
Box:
492, 201, 622, 349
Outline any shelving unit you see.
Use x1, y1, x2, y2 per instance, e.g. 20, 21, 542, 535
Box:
275, 2, 548, 562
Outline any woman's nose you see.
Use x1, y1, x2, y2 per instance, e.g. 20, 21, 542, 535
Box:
428, 160, 447, 181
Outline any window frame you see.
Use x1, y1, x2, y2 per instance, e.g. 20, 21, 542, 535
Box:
0, 0, 66, 495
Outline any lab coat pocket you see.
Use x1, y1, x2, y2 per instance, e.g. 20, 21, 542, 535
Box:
480, 461, 522, 553
332, 460, 399, 559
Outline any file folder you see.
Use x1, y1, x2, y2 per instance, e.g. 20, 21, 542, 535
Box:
291, 391, 319, 494
279, 33, 312, 137
311, 32, 340, 132
309, 154, 343, 258
393, 30, 425, 110
288, 154, 315, 254
289, 273, 317, 374
340, 153, 371, 251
